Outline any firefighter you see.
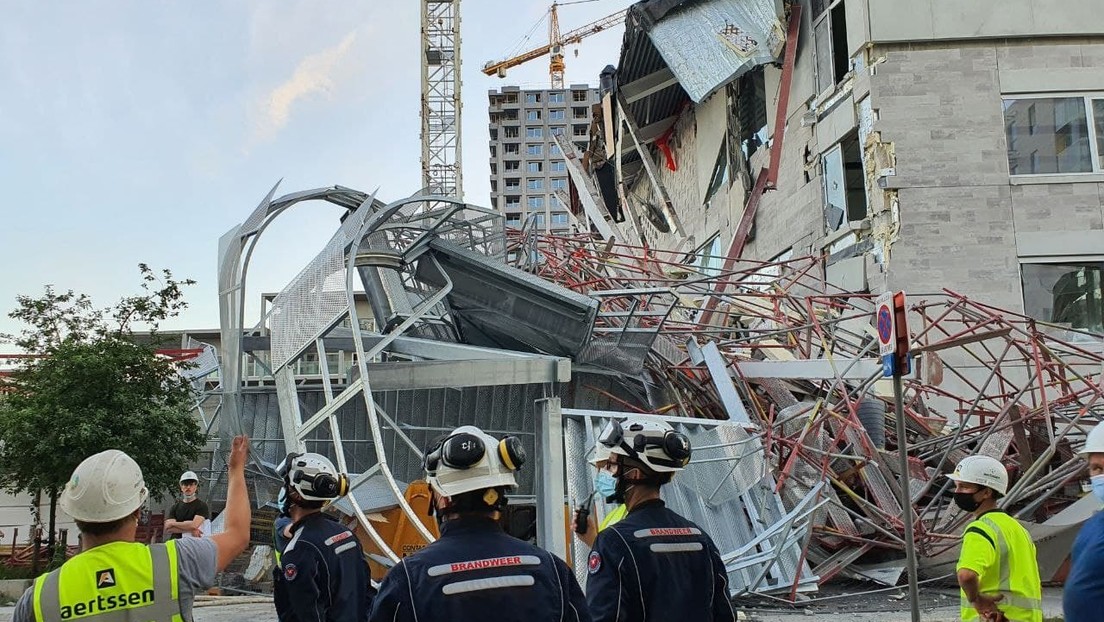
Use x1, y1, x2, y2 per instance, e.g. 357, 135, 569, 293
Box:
585, 416, 735, 622
948, 455, 1042, 622
275, 452, 373, 622
369, 425, 590, 622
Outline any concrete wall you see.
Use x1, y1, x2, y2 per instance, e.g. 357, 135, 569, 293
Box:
868, 40, 1104, 310
866, 0, 1104, 43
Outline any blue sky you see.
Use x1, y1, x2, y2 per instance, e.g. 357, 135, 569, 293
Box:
0, 0, 625, 347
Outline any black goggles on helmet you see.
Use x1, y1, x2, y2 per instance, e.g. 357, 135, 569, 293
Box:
597, 419, 692, 469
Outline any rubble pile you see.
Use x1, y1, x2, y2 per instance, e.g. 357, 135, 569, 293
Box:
509, 228, 1104, 591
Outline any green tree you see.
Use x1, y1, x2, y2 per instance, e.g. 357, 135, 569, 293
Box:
0, 265, 205, 562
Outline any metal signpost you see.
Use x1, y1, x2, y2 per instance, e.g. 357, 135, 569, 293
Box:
877, 291, 920, 622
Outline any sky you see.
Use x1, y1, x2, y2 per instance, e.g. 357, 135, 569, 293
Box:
0, 0, 626, 349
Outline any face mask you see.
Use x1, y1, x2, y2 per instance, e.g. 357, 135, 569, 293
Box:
953, 491, 981, 513
182, 492, 197, 502
595, 470, 617, 500
1091, 475, 1104, 503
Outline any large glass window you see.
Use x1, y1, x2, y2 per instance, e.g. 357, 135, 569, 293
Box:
549, 109, 566, 121
527, 196, 544, 209
526, 110, 541, 121
527, 144, 543, 156
527, 179, 544, 191
550, 178, 567, 190
525, 92, 541, 104
549, 92, 565, 104
527, 161, 543, 173
1021, 261, 1104, 333
551, 161, 566, 172
1003, 96, 1104, 175
526, 127, 543, 139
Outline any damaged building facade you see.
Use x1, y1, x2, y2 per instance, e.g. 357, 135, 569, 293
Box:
573, 0, 1104, 339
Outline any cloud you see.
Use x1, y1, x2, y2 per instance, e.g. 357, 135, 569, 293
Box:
251, 31, 358, 143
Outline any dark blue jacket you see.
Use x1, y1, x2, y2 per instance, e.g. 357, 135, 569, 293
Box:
369, 515, 591, 622
278, 512, 374, 622
585, 499, 735, 622
1064, 509, 1104, 621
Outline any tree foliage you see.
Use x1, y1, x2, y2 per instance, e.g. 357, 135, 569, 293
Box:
0, 265, 205, 508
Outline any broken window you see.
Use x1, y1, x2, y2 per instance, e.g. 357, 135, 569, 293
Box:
813, 0, 850, 95
1021, 261, 1104, 333
694, 236, 723, 277
1003, 96, 1104, 175
737, 67, 768, 162
703, 139, 730, 209
822, 133, 867, 231
549, 92, 565, 104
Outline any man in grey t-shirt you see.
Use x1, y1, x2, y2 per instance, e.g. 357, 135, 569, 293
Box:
14, 436, 253, 622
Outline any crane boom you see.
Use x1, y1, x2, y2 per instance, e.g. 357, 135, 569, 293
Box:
482, 7, 626, 86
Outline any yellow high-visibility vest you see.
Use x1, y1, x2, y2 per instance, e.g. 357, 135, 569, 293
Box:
957, 511, 1042, 622
599, 504, 627, 531
33, 540, 182, 622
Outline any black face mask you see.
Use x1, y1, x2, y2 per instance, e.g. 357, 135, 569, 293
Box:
953, 491, 982, 513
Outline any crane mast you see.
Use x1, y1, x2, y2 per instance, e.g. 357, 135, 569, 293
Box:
421, 0, 463, 198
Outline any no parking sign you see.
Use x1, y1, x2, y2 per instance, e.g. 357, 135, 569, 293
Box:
875, 291, 910, 377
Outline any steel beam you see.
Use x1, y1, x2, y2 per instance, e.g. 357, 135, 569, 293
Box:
535, 398, 568, 559
364, 358, 570, 390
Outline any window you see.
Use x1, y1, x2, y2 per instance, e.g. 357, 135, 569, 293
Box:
505, 160, 520, 171
736, 68, 769, 161
505, 144, 519, 155
822, 133, 867, 231
574, 141, 587, 152
550, 142, 562, 157
504, 93, 518, 104
703, 140, 730, 209
504, 127, 519, 138
1021, 261, 1104, 333
549, 109, 566, 121
572, 107, 588, 119
693, 236, 723, 277
551, 178, 567, 190
505, 213, 522, 228
490, 163, 498, 175
550, 126, 566, 136
551, 161, 566, 173
813, 0, 850, 95
534, 213, 546, 226
505, 179, 521, 191
551, 213, 570, 225
490, 146, 497, 158
527, 179, 544, 191
527, 144, 543, 156
490, 180, 498, 192
526, 127, 543, 139
527, 196, 544, 209
572, 90, 589, 102
549, 92, 565, 104
573, 124, 588, 137
526, 92, 541, 104
490, 129, 498, 141
504, 109, 519, 121
505, 197, 521, 209
527, 161, 543, 173
1003, 96, 1104, 175
527, 110, 541, 122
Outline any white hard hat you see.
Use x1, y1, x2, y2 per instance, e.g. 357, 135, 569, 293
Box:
1079, 422, 1104, 455
59, 450, 149, 523
277, 453, 349, 502
598, 417, 691, 474
424, 426, 526, 498
947, 455, 1008, 496
179, 471, 199, 483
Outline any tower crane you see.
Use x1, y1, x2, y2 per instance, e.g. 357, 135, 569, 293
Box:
482, 2, 627, 89
421, 0, 462, 198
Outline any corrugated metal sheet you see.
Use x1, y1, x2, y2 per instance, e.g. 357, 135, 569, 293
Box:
646, 0, 784, 103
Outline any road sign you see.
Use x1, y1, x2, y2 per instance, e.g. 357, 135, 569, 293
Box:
876, 291, 895, 356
